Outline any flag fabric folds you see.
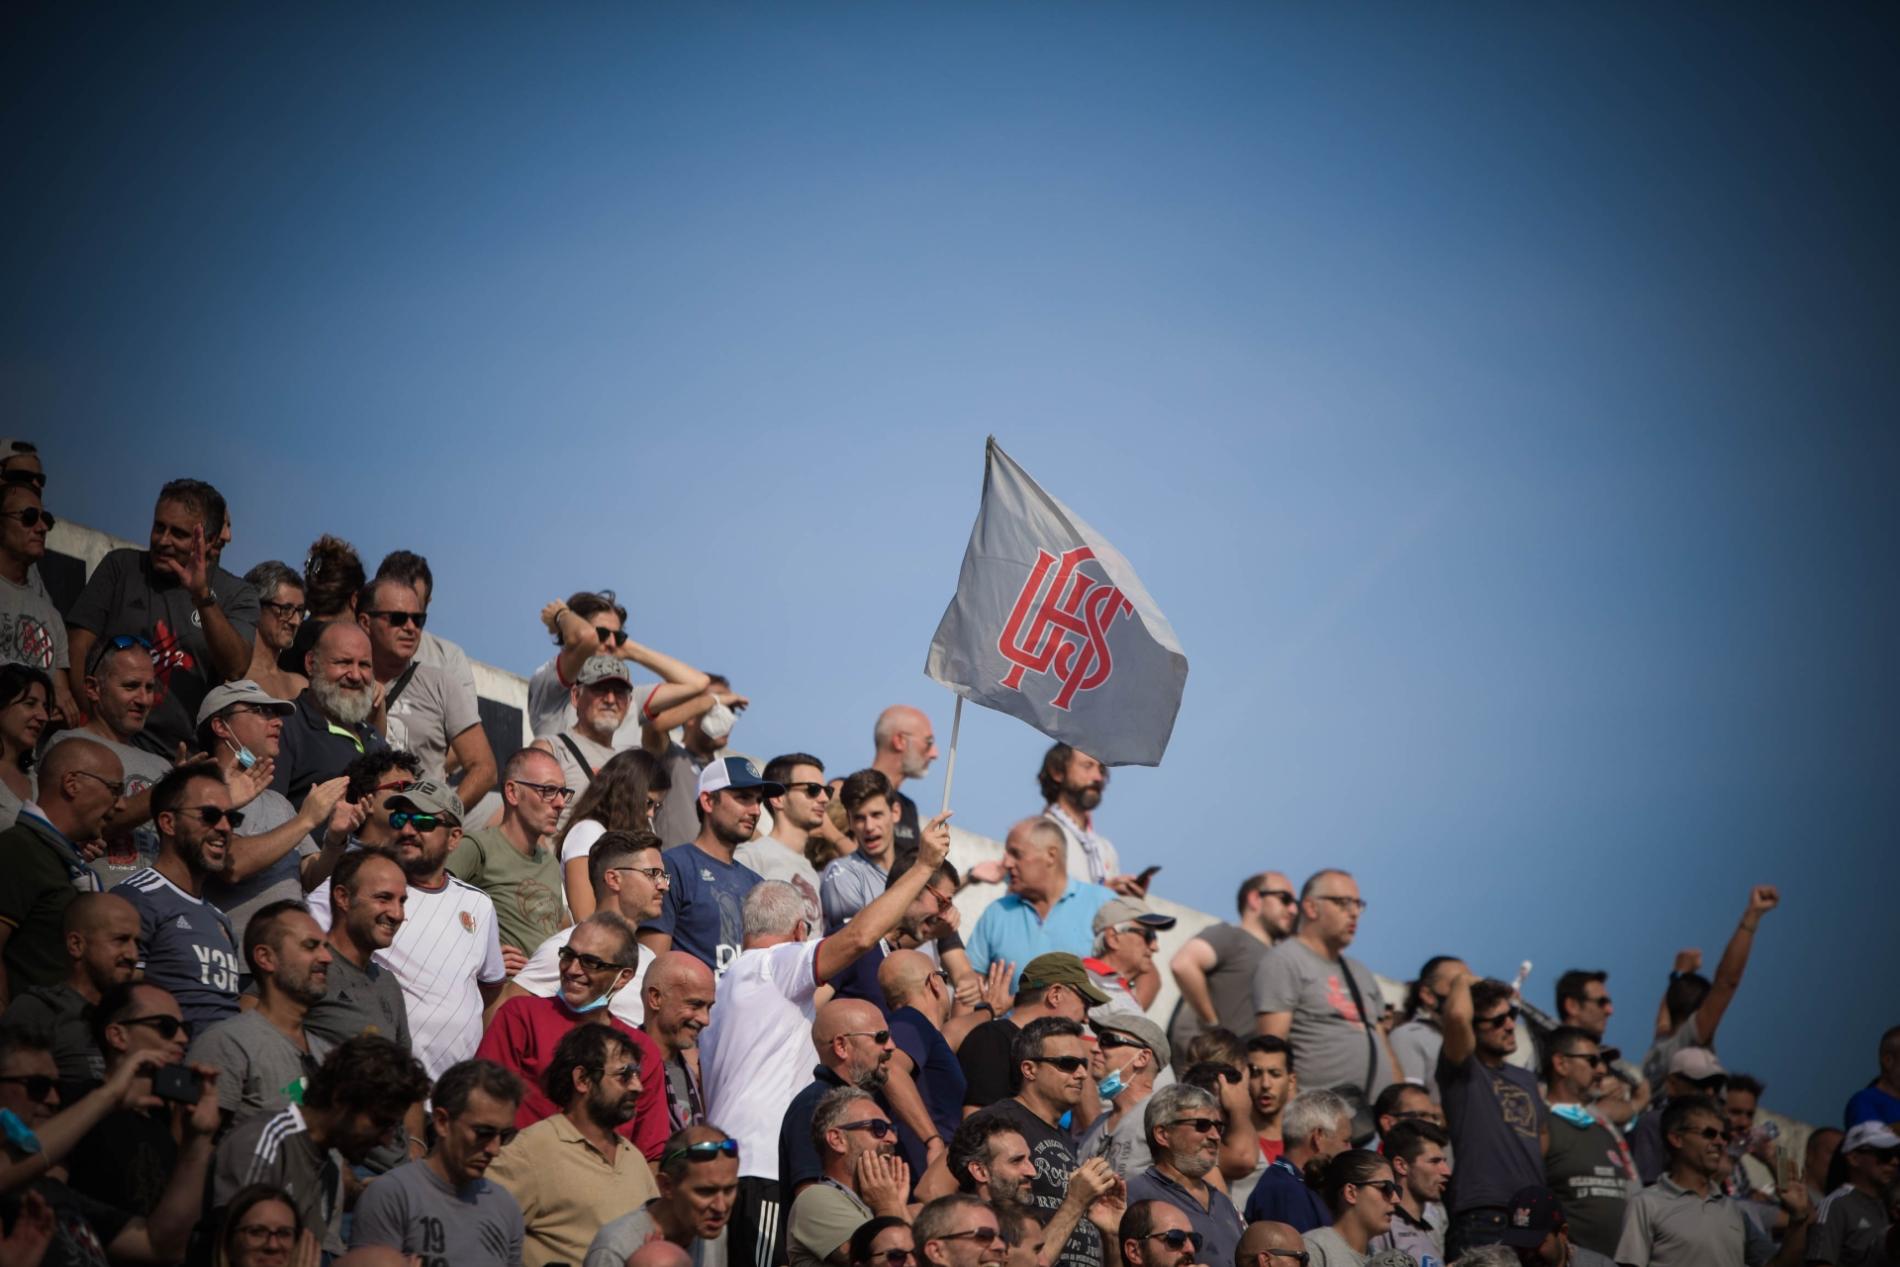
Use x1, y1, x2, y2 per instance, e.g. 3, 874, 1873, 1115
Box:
925, 436, 1187, 766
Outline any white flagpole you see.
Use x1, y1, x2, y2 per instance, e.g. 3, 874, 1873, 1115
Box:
940, 694, 964, 816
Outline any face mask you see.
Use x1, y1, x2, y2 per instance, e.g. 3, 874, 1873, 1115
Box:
225, 738, 258, 771
698, 699, 736, 743
1096, 1068, 1127, 1100
573, 976, 628, 1014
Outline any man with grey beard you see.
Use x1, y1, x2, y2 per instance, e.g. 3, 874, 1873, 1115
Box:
272, 620, 388, 806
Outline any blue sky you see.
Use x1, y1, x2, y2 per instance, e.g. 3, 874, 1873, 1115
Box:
7, 4, 1896, 1125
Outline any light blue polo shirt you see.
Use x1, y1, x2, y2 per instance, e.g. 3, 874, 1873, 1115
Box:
966, 878, 1114, 988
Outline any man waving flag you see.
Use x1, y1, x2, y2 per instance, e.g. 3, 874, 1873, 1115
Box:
925, 437, 1187, 767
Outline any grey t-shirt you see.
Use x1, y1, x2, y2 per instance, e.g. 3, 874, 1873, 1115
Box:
542, 729, 617, 832
188, 1007, 331, 1130
47, 730, 171, 886
385, 661, 481, 785
1809, 1185, 1891, 1267
350, 1157, 526, 1267
1251, 938, 1390, 1100
1075, 1093, 1156, 1181
205, 788, 316, 951
1388, 1017, 1444, 1101
1435, 1051, 1547, 1215
0, 566, 67, 672
734, 836, 823, 930
585, 1200, 705, 1267
414, 631, 480, 712
1303, 1225, 1369, 1267
653, 743, 709, 851
1166, 922, 1272, 1059
1, 983, 103, 1085
302, 948, 412, 1173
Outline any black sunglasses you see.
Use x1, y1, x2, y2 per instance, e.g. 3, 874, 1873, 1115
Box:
841, 1030, 892, 1046
1169, 1117, 1223, 1134
183, 805, 246, 829
365, 610, 427, 629
862, 1251, 915, 1267
786, 782, 831, 799
0, 507, 54, 530
1475, 1007, 1521, 1029
1352, 1179, 1401, 1198
0, 1074, 58, 1102
1144, 1230, 1205, 1253
121, 1014, 187, 1040
1562, 1051, 1607, 1069
467, 1123, 520, 1147
558, 945, 633, 975
662, 1138, 741, 1167
1680, 1126, 1726, 1142
1033, 1055, 1089, 1074
840, 1119, 896, 1139
596, 626, 630, 647
1097, 1034, 1144, 1051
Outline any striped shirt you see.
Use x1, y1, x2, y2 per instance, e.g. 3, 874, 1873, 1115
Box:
213, 1103, 345, 1254
375, 871, 506, 1080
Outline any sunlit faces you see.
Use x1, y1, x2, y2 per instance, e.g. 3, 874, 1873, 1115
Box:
391, 803, 462, 882
1022, 1033, 1090, 1111
1002, 822, 1064, 899
215, 702, 286, 763
1056, 750, 1107, 812
0, 485, 49, 562
976, 1129, 1037, 1206
1300, 873, 1363, 947
557, 922, 636, 1011
338, 853, 408, 951
261, 910, 333, 1006
584, 1045, 644, 1127
255, 582, 305, 655
86, 645, 157, 739
161, 775, 235, 879
702, 787, 763, 848
1666, 1109, 1731, 1178
1397, 1140, 1452, 1204
505, 751, 569, 839
662, 1151, 740, 1241
608, 846, 670, 924
358, 579, 424, 666
73, 898, 142, 992
226, 1195, 298, 1267
776, 763, 831, 832
308, 624, 375, 726
1246, 1046, 1295, 1123
849, 794, 894, 861
149, 497, 208, 572
573, 678, 632, 736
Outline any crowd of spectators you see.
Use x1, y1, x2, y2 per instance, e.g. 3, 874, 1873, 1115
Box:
0, 453, 1894, 1267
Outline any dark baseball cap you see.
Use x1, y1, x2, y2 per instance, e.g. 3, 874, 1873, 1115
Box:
1499, 1185, 1566, 1248
1018, 953, 1110, 1006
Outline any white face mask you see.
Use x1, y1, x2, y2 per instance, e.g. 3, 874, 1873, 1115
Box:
698, 698, 736, 743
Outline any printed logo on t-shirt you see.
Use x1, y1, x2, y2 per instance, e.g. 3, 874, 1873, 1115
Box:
148, 618, 197, 705
1, 613, 56, 669
174, 915, 194, 931
1325, 974, 1364, 1023
459, 911, 475, 932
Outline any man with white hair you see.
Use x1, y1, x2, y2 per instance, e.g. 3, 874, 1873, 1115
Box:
1242, 1089, 1354, 1232
965, 818, 1114, 990
699, 811, 952, 1267
272, 621, 388, 806
1128, 1082, 1246, 1267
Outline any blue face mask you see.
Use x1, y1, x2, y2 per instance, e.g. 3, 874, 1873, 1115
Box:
225, 738, 258, 771
1097, 1069, 1127, 1100
572, 977, 628, 1014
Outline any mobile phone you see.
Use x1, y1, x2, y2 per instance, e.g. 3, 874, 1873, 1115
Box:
153, 1064, 202, 1104
1137, 865, 1162, 885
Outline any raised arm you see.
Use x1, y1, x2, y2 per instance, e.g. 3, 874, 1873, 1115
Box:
541, 599, 603, 688
158, 526, 251, 681
814, 812, 950, 981
225, 776, 348, 883
1439, 969, 1477, 1066
1694, 886, 1777, 1045
618, 637, 711, 707
1657, 949, 1701, 1040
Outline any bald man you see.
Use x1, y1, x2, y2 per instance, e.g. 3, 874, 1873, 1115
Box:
643, 950, 718, 1131
628, 1239, 695, 1267
870, 704, 939, 868
881, 949, 967, 1145
965, 818, 1115, 988
0, 736, 123, 1006
272, 621, 389, 806
1235, 1220, 1307, 1267
1, 891, 140, 1083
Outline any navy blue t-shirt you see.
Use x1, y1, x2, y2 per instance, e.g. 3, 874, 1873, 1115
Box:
1243, 1157, 1333, 1232
890, 1004, 965, 1142
644, 843, 762, 976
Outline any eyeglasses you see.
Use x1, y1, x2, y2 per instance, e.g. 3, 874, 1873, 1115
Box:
0, 1074, 58, 1102
1249, 1252, 1311, 1267
592, 1062, 641, 1084
1352, 1179, 1401, 1199
376, 778, 416, 794
182, 805, 246, 829
1685, 1075, 1728, 1092
841, 1030, 892, 1046
1679, 1127, 1726, 1142
558, 946, 633, 975
936, 1227, 1002, 1246
936, 969, 956, 988
1032, 1055, 1089, 1074
786, 782, 830, 799
0, 507, 54, 530
840, 1119, 896, 1139
1169, 1117, 1223, 1134
259, 599, 304, 621
924, 886, 955, 913
120, 1014, 187, 1040
1143, 1230, 1205, 1253
1475, 1008, 1521, 1030
1561, 1051, 1607, 1069
71, 769, 128, 798
467, 1123, 520, 1147
1314, 895, 1369, 913
388, 811, 444, 831
365, 610, 427, 629
1582, 994, 1613, 1009
607, 865, 670, 887
234, 1225, 297, 1247
596, 626, 630, 648
512, 779, 573, 804
863, 1250, 915, 1267
661, 1138, 741, 1167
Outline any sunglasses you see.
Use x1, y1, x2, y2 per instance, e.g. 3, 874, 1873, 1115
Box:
1475, 1007, 1522, 1030
937, 1227, 1002, 1246
376, 778, 417, 794
1863, 1148, 1900, 1164
85, 633, 152, 675
121, 1014, 187, 1040
1250, 1253, 1311, 1267
365, 610, 427, 629
786, 782, 831, 799
388, 811, 444, 832
1170, 1117, 1223, 1134
512, 779, 573, 803
1032, 1055, 1089, 1074
596, 626, 630, 648
1679, 1127, 1726, 1142
1144, 1230, 1205, 1253
182, 805, 246, 829
840, 1119, 896, 1139
467, 1123, 520, 1147
841, 1030, 892, 1046
864, 1251, 915, 1267
593, 1062, 641, 1084
1112, 923, 1159, 944
1352, 1179, 1401, 1199
0, 1074, 58, 1102
1685, 1075, 1728, 1092
1562, 1051, 1607, 1069
662, 1138, 741, 1167
558, 946, 633, 975
0, 507, 54, 530
1257, 889, 1297, 905
1098, 1034, 1145, 1051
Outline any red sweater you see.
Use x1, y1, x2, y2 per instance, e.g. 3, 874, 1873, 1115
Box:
474, 993, 668, 1162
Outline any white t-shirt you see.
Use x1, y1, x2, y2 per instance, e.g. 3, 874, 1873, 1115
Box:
559, 818, 607, 869
376, 872, 507, 1080
698, 939, 820, 1180
510, 924, 651, 1028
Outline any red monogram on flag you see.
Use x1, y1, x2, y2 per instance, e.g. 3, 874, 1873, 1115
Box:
995, 545, 1134, 710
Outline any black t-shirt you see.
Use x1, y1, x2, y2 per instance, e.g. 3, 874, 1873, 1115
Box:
971, 1099, 1102, 1267
958, 1017, 1022, 1109
0, 1177, 134, 1267
65, 1107, 178, 1217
